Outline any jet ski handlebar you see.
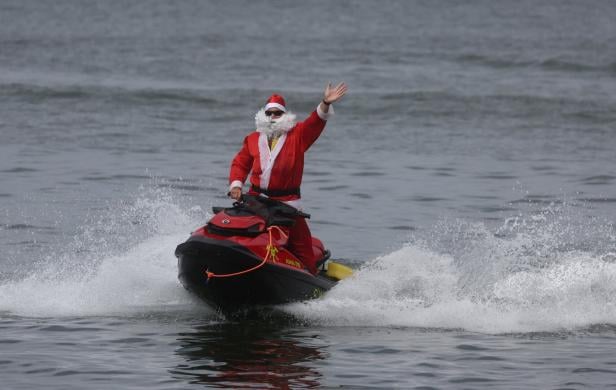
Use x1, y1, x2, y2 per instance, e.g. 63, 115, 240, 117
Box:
233, 194, 310, 219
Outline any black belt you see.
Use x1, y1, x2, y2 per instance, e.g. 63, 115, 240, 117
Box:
251, 185, 300, 197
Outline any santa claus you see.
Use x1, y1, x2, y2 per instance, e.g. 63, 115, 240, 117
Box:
228, 82, 348, 274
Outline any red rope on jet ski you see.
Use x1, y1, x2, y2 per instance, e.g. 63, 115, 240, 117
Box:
205, 226, 288, 279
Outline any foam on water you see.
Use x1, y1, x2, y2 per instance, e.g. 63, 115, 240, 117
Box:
2, 188, 615, 332
286, 205, 616, 334
0, 186, 209, 317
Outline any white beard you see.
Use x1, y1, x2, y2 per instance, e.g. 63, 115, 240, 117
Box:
255, 108, 297, 137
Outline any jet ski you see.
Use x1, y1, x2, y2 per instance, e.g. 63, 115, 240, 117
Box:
175, 194, 352, 311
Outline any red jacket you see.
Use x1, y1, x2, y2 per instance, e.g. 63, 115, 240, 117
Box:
229, 109, 330, 202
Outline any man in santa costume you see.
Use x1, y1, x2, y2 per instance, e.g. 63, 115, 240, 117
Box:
228, 82, 348, 274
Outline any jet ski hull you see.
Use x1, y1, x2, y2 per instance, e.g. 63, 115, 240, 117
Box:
176, 235, 337, 311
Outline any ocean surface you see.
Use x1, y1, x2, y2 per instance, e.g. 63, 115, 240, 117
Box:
1, 0, 616, 388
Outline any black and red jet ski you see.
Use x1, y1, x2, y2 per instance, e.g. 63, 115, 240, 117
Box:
175, 195, 347, 311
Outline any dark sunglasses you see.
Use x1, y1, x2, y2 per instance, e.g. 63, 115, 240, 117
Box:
265, 110, 284, 117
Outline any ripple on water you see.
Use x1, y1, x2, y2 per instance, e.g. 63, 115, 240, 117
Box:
80, 174, 152, 181
475, 173, 519, 180
350, 171, 385, 177
317, 185, 349, 191
304, 171, 332, 177
388, 225, 416, 231
2, 225, 57, 239
155, 182, 208, 192
455, 344, 491, 351
576, 197, 616, 204
0, 340, 21, 344
579, 175, 616, 185
509, 195, 559, 205
468, 205, 517, 213
0, 167, 39, 173
349, 192, 372, 199
410, 195, 449, 202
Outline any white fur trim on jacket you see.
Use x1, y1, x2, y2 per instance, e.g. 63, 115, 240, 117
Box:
257, 132, 287, 190
229, 180, 243, 192
317, 103, 334, 121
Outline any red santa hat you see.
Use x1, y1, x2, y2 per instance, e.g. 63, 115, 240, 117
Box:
264, 94, 287, 112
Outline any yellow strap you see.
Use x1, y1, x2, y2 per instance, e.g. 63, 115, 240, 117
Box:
205, 226, 287, 279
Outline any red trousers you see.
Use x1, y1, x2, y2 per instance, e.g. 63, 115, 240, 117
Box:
287, 216, 317, 274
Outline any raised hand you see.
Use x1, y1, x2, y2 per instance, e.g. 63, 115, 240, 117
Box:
323, 82, 348, 104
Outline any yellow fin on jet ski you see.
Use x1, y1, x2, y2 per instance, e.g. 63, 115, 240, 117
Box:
326, 261, 354, 281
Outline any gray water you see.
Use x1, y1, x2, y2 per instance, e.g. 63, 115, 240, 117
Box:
2, 0, 616, 388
